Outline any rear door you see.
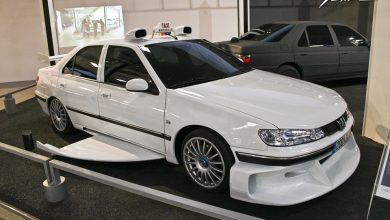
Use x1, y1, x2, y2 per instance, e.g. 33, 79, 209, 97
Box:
331, 25, 369, 77
293, 25, 340, 81
57, 46, 103, 131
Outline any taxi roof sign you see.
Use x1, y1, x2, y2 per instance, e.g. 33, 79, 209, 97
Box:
153, 22, 173, 33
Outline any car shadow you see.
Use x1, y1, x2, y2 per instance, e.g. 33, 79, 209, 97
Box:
316, 77, 367, 88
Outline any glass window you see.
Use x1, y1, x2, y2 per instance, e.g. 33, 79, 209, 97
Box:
306, 25, 334, 47
104, 46, 150, 87
332, 25, 367, 47
240, 24, 295, 42
142, 40, 252, 89
62, 46, 102, 80
298, 32, 308, 47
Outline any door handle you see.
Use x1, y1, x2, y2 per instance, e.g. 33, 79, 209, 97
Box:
342, 52, 349, 55
59, 83, 65, 88
299, 53, 308, 56
101, 92, 111, 98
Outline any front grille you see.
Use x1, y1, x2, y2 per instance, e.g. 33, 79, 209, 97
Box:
321, 111, 349, 136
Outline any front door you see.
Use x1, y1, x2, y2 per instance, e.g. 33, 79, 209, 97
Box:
331, 25, 370, 77
98, 45, 166, 153
294, 25, 340, 81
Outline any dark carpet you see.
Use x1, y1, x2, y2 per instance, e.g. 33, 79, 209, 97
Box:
0, 78, 388, 220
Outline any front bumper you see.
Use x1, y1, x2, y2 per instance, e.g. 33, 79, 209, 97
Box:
229, 133, 360, 206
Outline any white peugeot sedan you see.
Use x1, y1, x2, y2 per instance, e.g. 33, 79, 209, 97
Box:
35, 23, 360, 206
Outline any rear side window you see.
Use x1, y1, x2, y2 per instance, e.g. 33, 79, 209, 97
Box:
306, 25, 334, 47
104, 46, 150, 87
62, 46, 103, 80
240, 24, 294, 42
332, 25, 367, 47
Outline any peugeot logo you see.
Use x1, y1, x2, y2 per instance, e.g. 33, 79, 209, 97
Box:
336, 116, 346, 130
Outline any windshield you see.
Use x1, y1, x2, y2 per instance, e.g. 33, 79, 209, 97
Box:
240, 24, 294, 42
141, 39, 252, 89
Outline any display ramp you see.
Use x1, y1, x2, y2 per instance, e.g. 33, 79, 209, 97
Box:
37, 135, 164, 162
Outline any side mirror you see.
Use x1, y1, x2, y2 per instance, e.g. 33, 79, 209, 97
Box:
125, 78, 148, 92
230, 37, 239, 43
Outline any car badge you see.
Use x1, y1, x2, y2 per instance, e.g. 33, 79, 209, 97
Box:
336, 116, 346, 130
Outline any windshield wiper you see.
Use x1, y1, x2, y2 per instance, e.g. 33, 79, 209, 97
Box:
170, 76, 221, 89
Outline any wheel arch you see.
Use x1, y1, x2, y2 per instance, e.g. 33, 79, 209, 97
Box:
278, 62, 304, 79
174, 125, 234, 164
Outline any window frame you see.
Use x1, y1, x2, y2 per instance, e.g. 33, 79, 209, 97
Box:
331, 25, 367, 47
101, 44, 160, 95
297, 30, 309, 47
304, 25, 335, 48
61, 45, 105, 82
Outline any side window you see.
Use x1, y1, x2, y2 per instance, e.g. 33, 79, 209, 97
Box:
62, 46, 103, 80
306, 25, 334, 47
63, 56, 74, 75
104, 46, 150, 87
332, 25, 366, 47
298, 31, 308, 47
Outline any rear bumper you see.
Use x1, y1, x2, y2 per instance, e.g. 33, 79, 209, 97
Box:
229, 133, 360, 206
35, 90, 49, 115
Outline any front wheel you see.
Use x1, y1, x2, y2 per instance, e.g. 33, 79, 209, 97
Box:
181, 129, 234, 192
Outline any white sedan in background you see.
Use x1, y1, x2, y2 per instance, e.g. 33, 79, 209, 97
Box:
35, 23, 360, 206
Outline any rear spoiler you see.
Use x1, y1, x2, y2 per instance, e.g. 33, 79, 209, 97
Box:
48, 55, 65, 62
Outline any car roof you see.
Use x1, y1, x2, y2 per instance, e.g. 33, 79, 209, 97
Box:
82, 36, 196, 48
263, 20, 347, 26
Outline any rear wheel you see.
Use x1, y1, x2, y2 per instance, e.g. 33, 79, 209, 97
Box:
49, 98, 74, 133
181, 128, 234, 192
277, 65, 301, 79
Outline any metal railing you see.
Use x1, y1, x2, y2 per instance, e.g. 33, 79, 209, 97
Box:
0, 141, 261, 220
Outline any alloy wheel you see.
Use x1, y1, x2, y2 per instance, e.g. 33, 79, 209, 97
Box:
182, 137, 226, 189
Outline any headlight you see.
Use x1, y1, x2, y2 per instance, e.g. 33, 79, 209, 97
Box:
259, 128, 325, 147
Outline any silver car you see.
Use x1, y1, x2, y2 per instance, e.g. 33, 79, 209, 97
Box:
217, 21, 370, 81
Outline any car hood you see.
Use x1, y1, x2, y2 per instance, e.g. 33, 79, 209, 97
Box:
177, 70, 347, 129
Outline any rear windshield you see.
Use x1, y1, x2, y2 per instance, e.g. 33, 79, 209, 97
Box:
240, 24, 294, 42
141, 39, 252, 89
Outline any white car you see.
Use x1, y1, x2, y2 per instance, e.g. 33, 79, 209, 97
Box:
35, 23, 360, 206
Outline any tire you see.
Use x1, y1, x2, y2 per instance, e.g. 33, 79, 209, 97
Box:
181, 128, 235, 192
277, 65, 301, 79
49, 98, 74, 133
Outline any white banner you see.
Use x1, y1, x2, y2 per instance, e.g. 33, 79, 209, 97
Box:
375, 132, 390, 200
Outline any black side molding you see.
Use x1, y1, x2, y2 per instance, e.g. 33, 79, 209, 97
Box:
236, 144, 334, 166
66, 106, 171, 141
35, 94, 46, 102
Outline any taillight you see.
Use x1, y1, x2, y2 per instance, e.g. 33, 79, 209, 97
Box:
238, 54, 251, 64
36, 74, 39, 83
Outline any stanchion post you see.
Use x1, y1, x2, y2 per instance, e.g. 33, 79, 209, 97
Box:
42, 161, 67, 203
4, 93, 16, 114
22, 130, 34, 151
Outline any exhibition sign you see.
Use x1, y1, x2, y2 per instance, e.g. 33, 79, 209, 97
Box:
375, 132, 390, 200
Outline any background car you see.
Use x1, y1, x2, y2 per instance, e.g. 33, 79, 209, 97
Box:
217, 21, 370, 81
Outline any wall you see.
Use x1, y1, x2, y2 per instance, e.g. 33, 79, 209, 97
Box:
0, 0, 49, 83
249, 0, 374, 39
363, 0, 390, 144
53, 0, 238, 53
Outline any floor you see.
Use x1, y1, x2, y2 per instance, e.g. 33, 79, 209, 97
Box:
0, 81, 36, 111
0, 78, 389, 219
